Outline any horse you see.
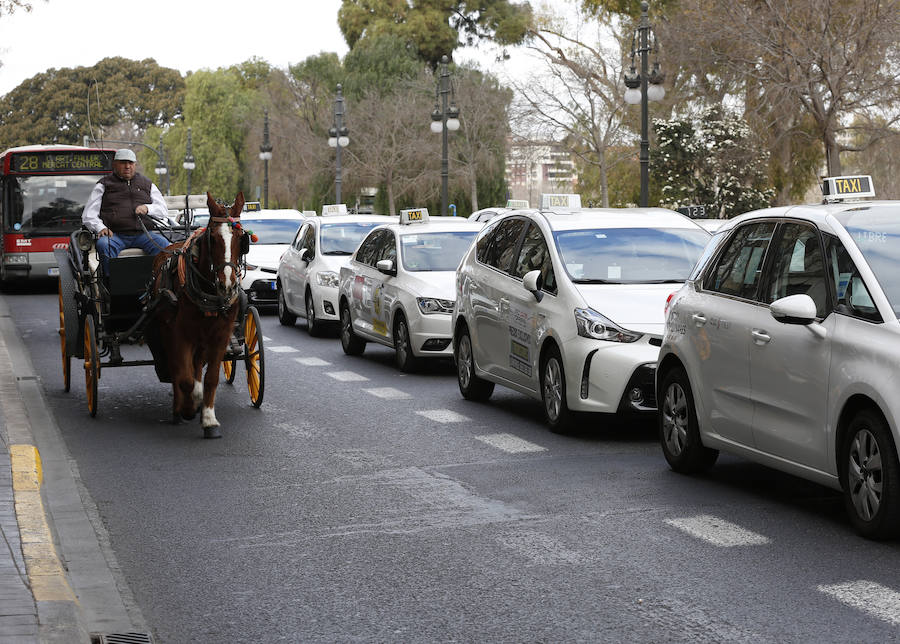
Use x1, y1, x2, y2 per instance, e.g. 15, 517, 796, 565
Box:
150, 192, 250, 438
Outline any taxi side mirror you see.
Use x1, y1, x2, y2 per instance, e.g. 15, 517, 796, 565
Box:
299, 247, 312, 262
376, 259, 396, 276
770, 294, 816, 325
523, 269, 544, 303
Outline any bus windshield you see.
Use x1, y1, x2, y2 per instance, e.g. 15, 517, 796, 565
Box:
5, 174, 98, 236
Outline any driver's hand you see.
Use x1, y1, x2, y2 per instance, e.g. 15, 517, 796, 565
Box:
98, 228, 112, 237
135, 204, 149, 216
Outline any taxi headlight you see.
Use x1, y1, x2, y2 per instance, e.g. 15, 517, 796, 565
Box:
244, 263, 259, 271
417, 297, 454, 314
574, 307, 642, 343
316, 271, 339, 288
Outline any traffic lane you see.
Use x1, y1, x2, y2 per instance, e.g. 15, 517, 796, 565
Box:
12, 293, 900, 641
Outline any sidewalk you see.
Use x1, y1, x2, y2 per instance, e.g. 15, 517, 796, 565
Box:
0, 293, 147, 643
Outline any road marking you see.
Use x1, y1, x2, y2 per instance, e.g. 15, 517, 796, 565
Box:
294, 357, 331, 366
266, 346, 299, 353
364, 387, 412, 400
326, 370, 369, 382
262, 335, 272, 342
475, 433, 546, 453
665, 514, 770, 547
416, 409, 469, 423
819, 581, 900, 626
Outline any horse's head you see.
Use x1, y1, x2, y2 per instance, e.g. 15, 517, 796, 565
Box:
198, 191, 249, 305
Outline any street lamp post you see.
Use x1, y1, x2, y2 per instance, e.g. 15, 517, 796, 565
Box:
183, 127, 195, 212
259, 110, 273, 208
327, 85, 349, 203
154, 134, 169, 196
623, 0, 665, 207
430, 55, 460, 217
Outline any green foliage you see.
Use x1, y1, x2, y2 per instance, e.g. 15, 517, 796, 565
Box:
342, 35, 423, 99
0, 57, 184, 149
579, 0, 678, 19
652, 108, 775, 218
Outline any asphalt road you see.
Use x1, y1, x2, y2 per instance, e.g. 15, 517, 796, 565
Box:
8, 287, 900, 643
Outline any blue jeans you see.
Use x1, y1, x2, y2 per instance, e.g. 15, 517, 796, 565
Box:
96, 231, 169, 275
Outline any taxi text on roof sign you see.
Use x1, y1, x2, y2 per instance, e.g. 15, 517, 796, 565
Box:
822, 175, 875, 202
322, 203, 348, 216
400, 208, 429, 225
506, 199, 529, 209
540, 193, 582, 210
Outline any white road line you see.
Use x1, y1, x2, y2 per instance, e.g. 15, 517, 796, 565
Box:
364, 387, 412, 400
819, 581, 900, 626
326, 371, 370, 382
416, 409, 469, 423
294, 357, 331, 366
262, 336, 272, 342
475, 433, 546, 453
266, 346, 299, 353
664, 515, 770, 547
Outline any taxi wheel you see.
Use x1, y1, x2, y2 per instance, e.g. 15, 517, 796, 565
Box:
394, 314, 420, 373
83, 315, 99, 418
541, 345, 573, 432
842, 408, 900, 539
277, 286, 296, 327
658, 367, 718, 473
340, 301, 365, 356
455, 325, 493, 401
306, 290, 325, 337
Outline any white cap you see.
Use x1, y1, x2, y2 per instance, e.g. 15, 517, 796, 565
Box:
114, 148, 137, 162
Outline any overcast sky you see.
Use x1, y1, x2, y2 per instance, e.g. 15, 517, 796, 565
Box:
0, 0, 351, 96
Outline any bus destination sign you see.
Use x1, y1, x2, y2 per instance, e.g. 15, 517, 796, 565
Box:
10, 151, 114, 175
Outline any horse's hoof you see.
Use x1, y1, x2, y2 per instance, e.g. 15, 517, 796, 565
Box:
170, 414, 183, 425
180, 410, 197, 421
203, 426, 222, 439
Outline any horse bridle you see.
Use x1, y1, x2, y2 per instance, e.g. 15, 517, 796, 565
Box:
180, 216, 249, 314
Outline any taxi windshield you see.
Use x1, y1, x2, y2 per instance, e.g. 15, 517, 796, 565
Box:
320, 222, 384, 255
239, 218, 304, 244
5, 175, 99, 235
400, 230, 478, 271
553, 227, 710, 283
835, 205, 900, 318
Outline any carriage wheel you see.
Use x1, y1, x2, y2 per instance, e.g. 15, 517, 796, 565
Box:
243, 306, 265, 408
83, 315, 99, 417
222, 357, 237, 384
58, 284, 71, 392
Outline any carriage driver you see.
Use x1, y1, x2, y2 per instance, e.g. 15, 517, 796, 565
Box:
81, 148, 170, 274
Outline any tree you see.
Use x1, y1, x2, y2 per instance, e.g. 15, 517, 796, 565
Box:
337, 0, 532, 67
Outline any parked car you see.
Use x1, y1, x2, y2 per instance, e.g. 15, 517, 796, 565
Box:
453, 206, 710, 431
656, 175, 900, 538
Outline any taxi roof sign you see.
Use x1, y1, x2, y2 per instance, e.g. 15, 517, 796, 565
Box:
506, 199, 529, 209
322, 203, 348, 216
541, 193, 582, 210
400, 208, 429, 224
822, 175, 875, 202
244, 201, 261, 212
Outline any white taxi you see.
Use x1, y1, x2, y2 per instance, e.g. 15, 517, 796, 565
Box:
658, 176, 900, 539
453, 205, 710, 431
239, 210, 306, 312
277, 205, 394, 335
338, 208, 482, 371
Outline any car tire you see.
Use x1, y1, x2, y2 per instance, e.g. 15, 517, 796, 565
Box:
340, 301, 365, 356
394, 313, 420, 372
659, 367, 719, 473
277, 285, 296, 327
842, 408, 900, 539
306, 290, 325, 337
541, 345, 574, 432
454, 324, 494, 401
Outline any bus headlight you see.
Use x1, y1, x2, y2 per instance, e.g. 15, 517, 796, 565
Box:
3, 254, 27, 265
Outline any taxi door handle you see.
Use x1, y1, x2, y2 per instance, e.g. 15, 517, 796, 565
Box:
499, 298, 510, 312
692, 313, 707, 326
751, 329, 771, 344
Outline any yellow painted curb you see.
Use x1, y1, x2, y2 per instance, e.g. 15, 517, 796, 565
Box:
10, 444, 77, 603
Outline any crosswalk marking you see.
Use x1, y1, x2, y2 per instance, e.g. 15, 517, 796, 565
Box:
364, 387, 412, 400
664, 515, 770, 547
294, 357, 331, 366
819, 581, 900, 626
475, 433, 546, 453
267, 346, 299, 353
326, 371, 369, 382
416, 409, 469, 423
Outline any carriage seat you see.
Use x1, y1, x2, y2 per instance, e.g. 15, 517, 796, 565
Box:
118, 248, 148, 258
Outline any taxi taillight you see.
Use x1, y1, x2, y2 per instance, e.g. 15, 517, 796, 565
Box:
665, 292, 676, 317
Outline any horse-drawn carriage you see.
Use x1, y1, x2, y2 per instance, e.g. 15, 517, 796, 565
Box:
55, 192, 265, 437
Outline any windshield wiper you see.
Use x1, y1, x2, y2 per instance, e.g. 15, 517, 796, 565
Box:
323, 250, 353, 256
644, 279, 685, 284
571, 278, 620, 284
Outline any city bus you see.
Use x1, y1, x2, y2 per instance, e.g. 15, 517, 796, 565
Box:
0, 145, 115, 285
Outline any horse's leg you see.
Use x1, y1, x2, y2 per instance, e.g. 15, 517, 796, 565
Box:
172, 337, 199, 421
191, 348, 204, 413
200, 329, 231, 437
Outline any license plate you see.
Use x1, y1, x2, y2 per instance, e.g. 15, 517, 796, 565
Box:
48, 267, 59, 276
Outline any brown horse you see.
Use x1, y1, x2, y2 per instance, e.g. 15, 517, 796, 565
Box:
151, 192, 249, 438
